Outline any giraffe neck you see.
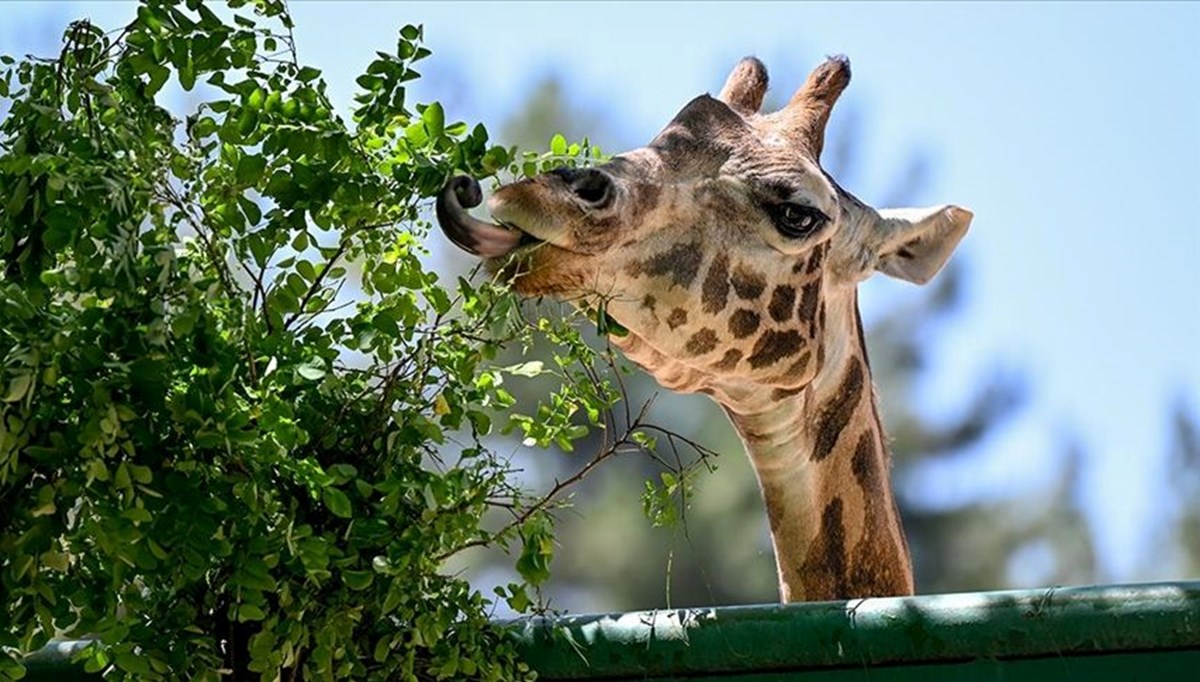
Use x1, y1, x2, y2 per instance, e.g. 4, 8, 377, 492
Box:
722, 291, 913, 602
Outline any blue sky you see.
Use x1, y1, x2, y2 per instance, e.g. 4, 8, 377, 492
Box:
4, 2, 1198, 581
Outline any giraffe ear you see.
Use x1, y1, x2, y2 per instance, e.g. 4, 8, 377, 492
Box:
871, 205, 972, 284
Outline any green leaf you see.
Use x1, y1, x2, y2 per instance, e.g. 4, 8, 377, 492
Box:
115, 650, 152, 676
114, 462, 132, 490
503, 583, 531, 612
291, 230, 309, 251
342, 569, 374, 590
236, 154, 266, 185
145, 64, 169, 96
180, 59, 196, 91
239, 195, 262, 225
31, 485, 56, 517
502, 361, 544, 378
550, 133, 567, 156
422, 101, 444, 139
237, 604, 266, 622
122, 507, 152, 524
285, 268, 307, 291
237, 105, 260, 138
237, 558, 277, 591
296, 259, 317, 282
129, 464, 153, 484
323, 487, 352, 518
405, 120, 428, 146
3, 372, 33, 402
516, 514, 553, 585
296, 358, 325, 381
41, 550, 69, 572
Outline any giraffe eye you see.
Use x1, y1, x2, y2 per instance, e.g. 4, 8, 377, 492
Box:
773, 203, 828, 238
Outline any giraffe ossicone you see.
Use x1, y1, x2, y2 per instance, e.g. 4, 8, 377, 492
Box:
437, 56, 972, 602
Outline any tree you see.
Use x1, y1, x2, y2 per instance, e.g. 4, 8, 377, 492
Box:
869, 265, 1097, 592
0, 2, 663, 679
1141, 396, 1200, 580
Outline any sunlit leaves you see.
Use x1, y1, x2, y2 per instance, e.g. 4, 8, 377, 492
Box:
642, 470, 694, 529
422, 101, 445, 139
0, 1, 703, 680
515, 513, 554, 586
513, 132, 603, 180
0, 2, 535, 680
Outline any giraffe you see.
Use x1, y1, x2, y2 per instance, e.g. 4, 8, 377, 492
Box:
436, 56, 972, 602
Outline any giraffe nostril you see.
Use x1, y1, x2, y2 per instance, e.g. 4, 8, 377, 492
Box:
569, 169, 612, 207
550, 167, 613, 208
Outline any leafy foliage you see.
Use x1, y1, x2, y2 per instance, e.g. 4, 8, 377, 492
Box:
0, 1, 685, 679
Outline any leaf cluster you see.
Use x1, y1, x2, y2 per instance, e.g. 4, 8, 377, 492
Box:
0, 1, 586, 680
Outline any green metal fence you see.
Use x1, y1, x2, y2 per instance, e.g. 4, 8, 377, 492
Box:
508, 582, 1200, 681
20, 581, 1200, 680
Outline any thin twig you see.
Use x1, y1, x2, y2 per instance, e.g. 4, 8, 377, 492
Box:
282, 238, 349, 331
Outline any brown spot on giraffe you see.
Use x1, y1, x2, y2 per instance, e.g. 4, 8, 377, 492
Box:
712, 348, 742, 371
768, 285, 797, 322
806, 242, 828, 274
767, 350, 812, 387
760, 479, 787, 533
626, 242, 703, 290
747, 329, 804, 369
790, 242, 828, 274
701, 253, 731, 314
667, 308, 688, 330
797, 281, 820, 329
846, 432, 911, 595
629, 181, 663, 218
730, 265, 767, 299
685, 328, 719, 355
795, 435, 909, 599
728, 309, 761, 339
800, 497, 849, 599
642, 294, 657, 312
810, 359, 864, 462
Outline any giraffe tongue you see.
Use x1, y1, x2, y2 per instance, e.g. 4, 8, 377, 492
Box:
436, 176, 525, 258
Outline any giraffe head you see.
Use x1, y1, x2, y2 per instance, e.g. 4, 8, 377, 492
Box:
438, 57, 971, 401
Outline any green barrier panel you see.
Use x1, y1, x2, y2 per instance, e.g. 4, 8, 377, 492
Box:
19, 582, 1200, 680
506, 581, 1200, 680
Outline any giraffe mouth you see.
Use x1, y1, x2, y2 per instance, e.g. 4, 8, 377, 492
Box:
436, 176, 546, 258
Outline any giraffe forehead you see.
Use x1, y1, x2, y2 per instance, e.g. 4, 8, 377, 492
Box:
724, 147, 836, 203
621, 112, 836, 212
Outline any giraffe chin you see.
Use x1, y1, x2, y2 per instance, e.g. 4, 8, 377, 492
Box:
486, 243, 590, 298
